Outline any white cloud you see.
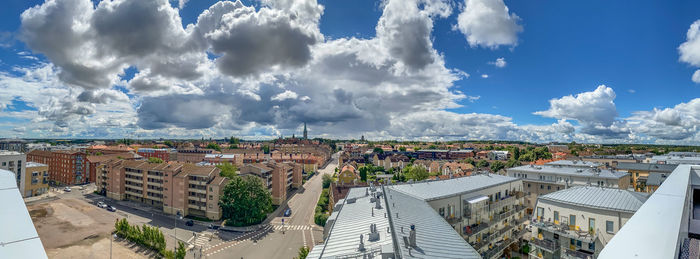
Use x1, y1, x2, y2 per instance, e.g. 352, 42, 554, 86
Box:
627, 89, 636, 94
271, 90, 298, 101
489, 57, 506, 68
679, 20, 700, 83
456, 0, 523, 48
481, 74, 489, 78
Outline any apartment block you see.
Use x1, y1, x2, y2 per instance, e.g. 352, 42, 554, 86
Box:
137, 148, 174, 162
24, 162, 49, 197
530, 187, 648, 259
49, 150, 87, 185
104, 160, 227, 220
240, 161, 301, 205
0, 150, 26, 195
311, 173, 526, 259
506, 164, 629, 212
612, 162, 677, 192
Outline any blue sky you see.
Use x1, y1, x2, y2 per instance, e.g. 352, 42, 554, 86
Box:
0, 0, 699, 143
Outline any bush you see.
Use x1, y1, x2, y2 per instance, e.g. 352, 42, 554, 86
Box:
322, 174, 332, 188
313, 188, 331, 226
185, 215, 212, 222
314, 213, 329, 226
114, 218, 183, 258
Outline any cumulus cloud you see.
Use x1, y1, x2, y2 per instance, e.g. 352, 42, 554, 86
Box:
481, 74, 489, 78
535, 85, 618, 126
628, 98, 700, 140
456, 0, 523, 48
679, 20, 700, 83
489, 57, 506, 68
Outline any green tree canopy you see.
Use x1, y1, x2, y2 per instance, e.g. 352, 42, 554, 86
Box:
476, 159, 489, 168
163, 140, 174, 148
490, 161, 505, 172
219, 175, 272, 226
207, 143, 222, 152
322, 174, 332, 188
399, 146, 407, 152
229, 137, 240, 145
505, 159, 521, 168
216, 162, 238, 178
147, 157, 164, 163
405, 165, 429, 181
373, 147, 384, 154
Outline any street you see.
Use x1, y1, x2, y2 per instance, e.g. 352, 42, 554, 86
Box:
203, 152, 340, 259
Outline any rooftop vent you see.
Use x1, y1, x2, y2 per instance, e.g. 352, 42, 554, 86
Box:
347, 198, 357, 204
368, 224, 380, 241
408, 225, 417, 247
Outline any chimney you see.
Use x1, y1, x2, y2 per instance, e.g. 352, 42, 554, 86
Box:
409, 225, 417, 247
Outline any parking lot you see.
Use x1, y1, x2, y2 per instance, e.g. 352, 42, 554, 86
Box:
27, 184, 241, 259
28, 195, 153, 259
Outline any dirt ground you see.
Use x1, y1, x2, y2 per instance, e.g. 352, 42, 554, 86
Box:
28, 198, 152, 259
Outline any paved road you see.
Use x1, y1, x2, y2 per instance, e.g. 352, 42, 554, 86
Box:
204, 152, 340, 259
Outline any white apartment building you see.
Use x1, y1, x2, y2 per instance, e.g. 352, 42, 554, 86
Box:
507, 165, 630, 212
311, 173, 528, 259
488, 151, 510, 161
530, 186, 648, 259
0, 150, 27, 195
545, 160, 602, 169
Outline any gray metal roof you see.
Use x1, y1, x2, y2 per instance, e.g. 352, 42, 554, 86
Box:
546, 160, 601, 168
309, 187, 393, 258
650, 155, 700, 165
508, 165, 628, 179
614, 162, 677, 173
388, 173, 520, 201
384, 188, 480, 259
0, 169, 48, 259
646, 172, 669, 186
538, 186, 648, 213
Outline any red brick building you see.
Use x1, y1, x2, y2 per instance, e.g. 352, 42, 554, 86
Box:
50, 150, 87, 185
137, 148, 172, 162
27, 150, 52, 165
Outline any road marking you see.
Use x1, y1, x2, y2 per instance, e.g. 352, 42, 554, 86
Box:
302, 229, 307, 249
310, 228, 315, 247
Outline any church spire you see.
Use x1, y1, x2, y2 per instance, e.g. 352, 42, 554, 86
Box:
303, 122, 308, 139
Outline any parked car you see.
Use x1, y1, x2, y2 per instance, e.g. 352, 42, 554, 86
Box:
185, 219, 194, 226
106, 205, 116, 212
97, 201, 107, 208
63, 187, 71, 192
209, 223, 220, 230
284, 208, 292, 217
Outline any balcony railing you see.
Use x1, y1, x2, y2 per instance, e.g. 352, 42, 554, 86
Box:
563, 248, 594, 259
530, 238, 559, 253
531, 220, 598, 244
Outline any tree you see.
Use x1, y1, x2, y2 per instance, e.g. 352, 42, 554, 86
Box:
217, 162, 238, 178
207, 143, 221, 152
148, 157, 164, 163
295, 246, 310, 259
373, 147, 384, 154
464, 158, 475, 166
399, 146, 407, 152
163, 140, 174, 148
405, 166, 429, 181
229, 137, 240, 145
262, 145, 270, 154
175, 241, 186, 259
322, 174, 332, 188
512, 147, 521, 161
490, 161, 505, 173
505, 159, 521, 168
219, 175, 273, 226
428, 144, 438, 149
476, 160, 489, 168
359, 167, 368, 182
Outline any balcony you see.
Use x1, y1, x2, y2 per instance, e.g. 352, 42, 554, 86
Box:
563, 248, 594, 259
465, 222, 490, 237
445, 216, 462, 225
125, 190, 143, 197
530, 238, 559, 253
531, 220, 598, 244
189, 187, 206, 194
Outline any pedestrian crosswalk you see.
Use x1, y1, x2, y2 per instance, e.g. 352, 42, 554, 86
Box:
188, 231, 212, 249
271, 224, 313, 231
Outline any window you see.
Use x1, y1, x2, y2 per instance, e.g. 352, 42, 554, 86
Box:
439, 207, 445, 216
570, 215, 576, 226
540, 184, 543, 189
553, 211, 559, 222
527, 183, 531, 188
536, 207, 544, 219
547, 185, 551, 190
606, 221, 614, 233
589, 242, 595, 251
589, 218, 595, 233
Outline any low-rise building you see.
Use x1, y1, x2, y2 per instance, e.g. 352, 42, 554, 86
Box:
0, 151, 26, 195
612, 162, 677, 192
49, 150, 87, 185
24, 162, 49, 197
530, 186, 648, 259
137, 148, 174, 162
545, 160, 601, 169
650, 154, 700, 165
239, 161, 302, 205
507, 165, 630, 212
338, 164, 360, 185
488, 151, 510, 161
